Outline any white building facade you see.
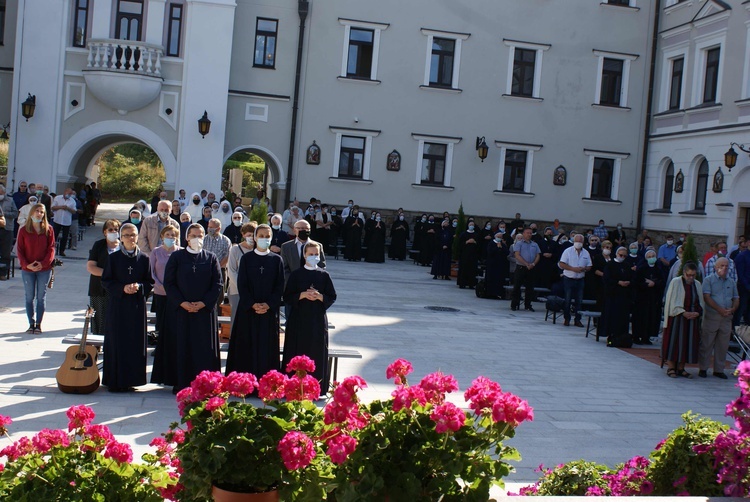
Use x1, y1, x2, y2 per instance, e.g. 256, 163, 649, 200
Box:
643, 0, 750, 244
1, 0, 658, 228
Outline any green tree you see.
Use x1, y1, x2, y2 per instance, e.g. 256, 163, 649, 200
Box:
249, 202, 268, 225
678, 234, 702, 281
101, 144, 162, 168
99, 153, 165, 201
452, 203, 466, 260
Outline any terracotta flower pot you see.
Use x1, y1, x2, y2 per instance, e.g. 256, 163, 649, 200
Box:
212, 485, 279, 502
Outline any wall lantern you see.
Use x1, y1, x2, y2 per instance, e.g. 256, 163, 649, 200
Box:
197, 111, 211, 138
475, 136, 489, 162
21, 94, 36, 121
724, 142, 750, 171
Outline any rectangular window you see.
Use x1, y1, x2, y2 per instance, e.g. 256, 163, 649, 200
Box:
591, 158, 614, 199
703, 47, 720, 104
166, 4, 183, 57
608, 0, 631, 5
115, 0, 144, 41
0, 1, 6, 46
511, 49, 536, 97
599, 58, 624, 106
338, 136, 366, 179
421, 143, 447, 184
668, 57, 683, 110
346, 28, 374, 79
502, 150, 528, 192
253, 18, 278, 68
72, 0, 88, 48
429, 38, 455, 87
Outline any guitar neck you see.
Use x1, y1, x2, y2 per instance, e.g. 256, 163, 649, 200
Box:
78, 313, 92, 356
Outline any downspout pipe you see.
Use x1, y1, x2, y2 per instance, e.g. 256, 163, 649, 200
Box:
285, 0, 309, 208
636, 0, 661, 234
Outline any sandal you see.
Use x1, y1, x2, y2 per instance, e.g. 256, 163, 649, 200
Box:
666, 368, 678, 378
677, 369, 693, 379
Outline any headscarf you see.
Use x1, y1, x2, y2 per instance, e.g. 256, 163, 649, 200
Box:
136, 199, 151, 218
186, 192, 204, 222
216, 200, 233, 229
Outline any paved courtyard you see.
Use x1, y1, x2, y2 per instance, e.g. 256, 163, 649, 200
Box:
0, 203, 741, 487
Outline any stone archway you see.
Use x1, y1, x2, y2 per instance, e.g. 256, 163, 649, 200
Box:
223, 145, 286, 211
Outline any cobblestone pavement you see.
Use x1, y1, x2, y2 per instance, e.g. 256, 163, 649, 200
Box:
0, 203, 740, 487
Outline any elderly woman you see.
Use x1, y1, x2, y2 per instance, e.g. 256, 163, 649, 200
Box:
603, 246, 634, 347
150, 224, 181, 387
667, 245, 705, 286
662, 261, 704, 378
86, 219, 121, 336
632, 249, 665, 345
17, 195, 39, 228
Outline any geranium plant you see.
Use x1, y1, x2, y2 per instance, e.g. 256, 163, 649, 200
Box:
0, 405, 176, 501
331, 358, 533, 501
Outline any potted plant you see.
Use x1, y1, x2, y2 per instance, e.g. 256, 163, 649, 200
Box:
329, 358, 533, 501
0, 405, 177, 501
166, 356, 336, 501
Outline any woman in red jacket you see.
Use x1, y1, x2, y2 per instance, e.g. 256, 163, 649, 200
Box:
17, 203, 55, 333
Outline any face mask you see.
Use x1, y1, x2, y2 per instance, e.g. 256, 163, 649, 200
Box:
494, 238, 503, 243
574, 242, 583, 250
272, 224, 281, 230
316, 209, 321, 213
297, 230, 309, 240
331, 211, 337, 216
452, 222, 457, 228
208, 228, 218, 236
164, 238, 176, 248
193, 199, 200, 204
560, 237, 568, 244
468, 224, 475, 231
212, 206, 219, 213
615, 256, 625, 263
399, 215, 404, 221
421, 217, 426, 223
602, 248, 611, 256
545, 234, 552, 239
647, 257, 657, 266
158, 211, 169, 219
499, 228, 506, 234
629, 250, 638, 256
256, 237, 271, 249
36, 190, 43, 196
28, 198, 38, 205
221, 206, 229, 213
718, 251, 726, 257
233, 219, 242, 227
376, 217, 381, 222
131, 217, 141, 224
485, 224, 491, 230
348, 203, 353, 208
306, 254, 320, 266
203, 214, 211, 221
599, 223, 605, 227
189, 237, 204, 250
106, 232, 119, 242
353, 211, 358, 216
428, 219, 434, 224
245, 236, 254, 246
31, 216, 43, 223
666, 240, 673, 246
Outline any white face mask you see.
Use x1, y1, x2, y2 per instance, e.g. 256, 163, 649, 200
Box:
574, 242, 583, 250
256, 237, 271, 250
602, 248, 611, 256
666, 240, 674, 246
233, 219, 242, 227
189, 237, 204, 251
245, 236, 254, 246
305, 255, 320, 266
106, 232, 119, 243
272, 224, 281, 230
158, 211, 169, 219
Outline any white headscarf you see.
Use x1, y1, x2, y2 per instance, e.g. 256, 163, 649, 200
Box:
186, 192, 204, 223
216, 200, 233, 229
136, 199, 151, 218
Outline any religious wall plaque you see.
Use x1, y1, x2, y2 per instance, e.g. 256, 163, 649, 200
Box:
387, 150, 401, 171
306, 141, 320, 165
553, 165, 566, 186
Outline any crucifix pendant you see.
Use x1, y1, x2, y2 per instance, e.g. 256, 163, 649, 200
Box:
259, 266, 264, 274
192, 264, 197, 273
127, 266, 133, 275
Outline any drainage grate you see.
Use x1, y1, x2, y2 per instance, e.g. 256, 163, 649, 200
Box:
424, 306, 460, 312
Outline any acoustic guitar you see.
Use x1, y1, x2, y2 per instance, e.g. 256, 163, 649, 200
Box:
56, 307, 100, 394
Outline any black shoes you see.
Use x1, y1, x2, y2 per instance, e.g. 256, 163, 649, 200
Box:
698, 370, 707, 378
25, 324, 35, 334
510, 306, 518, 311
574, 321, 584, 328
34, 324, 42, 334
713, 372, 728, 380
525, 306, 535, 312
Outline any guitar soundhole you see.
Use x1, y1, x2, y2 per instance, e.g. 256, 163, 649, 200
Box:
71, 354, 94, 369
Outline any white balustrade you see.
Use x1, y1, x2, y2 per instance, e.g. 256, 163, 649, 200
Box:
85, 38, 164, 77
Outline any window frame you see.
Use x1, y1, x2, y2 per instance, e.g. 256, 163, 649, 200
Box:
165, 3, 184, 57
412, 134, 461, 188
253, 17, 278, 69
72, 0, 89, 48
702, 47, 720, 104
691, 34, 725, 107
330, 127, 380, 182
494, 141, 542, 194
337, 135, 367, 179
346, 28, 375, 79
503, 39, 550, 99
607, 0, 635, 6
338, 19, 389, 81
658, 44, 688, 112
583, 149, 629, 201
668, 57, 684, 110
694, 158, 709, 211
115, 0, 144, 41
593, 50, 638, 108
420, 29, 470, 91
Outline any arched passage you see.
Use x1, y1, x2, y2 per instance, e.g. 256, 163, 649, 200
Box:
223, 145, 286, 210
58, 120, 177, 189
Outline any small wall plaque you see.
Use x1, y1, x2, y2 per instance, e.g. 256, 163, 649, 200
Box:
306, 141, 320, 165
674, 169, 684, 193
553, 165, 567, 186
387, 150, 401, 171
713, 167, 724, 193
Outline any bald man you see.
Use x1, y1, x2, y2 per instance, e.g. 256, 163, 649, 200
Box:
700, 257, 739, 379
138, 200, 174, 256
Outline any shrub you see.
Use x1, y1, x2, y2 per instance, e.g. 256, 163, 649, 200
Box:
679, 234, 702, 281
250, 202, 268, 225
452, 203, 466, 260
99, 153, 165, 201
529, 460, 609, 496
648, 412, 727, 496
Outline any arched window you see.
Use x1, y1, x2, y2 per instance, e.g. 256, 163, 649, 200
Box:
695, 159, 709, 211
662, 161, 674, 210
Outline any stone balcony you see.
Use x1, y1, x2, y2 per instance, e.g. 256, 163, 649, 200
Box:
82, 38, 164, 115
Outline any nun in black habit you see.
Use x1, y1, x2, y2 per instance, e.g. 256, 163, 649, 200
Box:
163, 223, 223, 392
226, 224, 285, 378
282, 241, 337, 394
101, 223, 153, 392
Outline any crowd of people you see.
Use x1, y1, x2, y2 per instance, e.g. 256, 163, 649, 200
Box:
4, 180, 744, 385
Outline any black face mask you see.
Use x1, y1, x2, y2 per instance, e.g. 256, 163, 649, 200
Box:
193, 199, 200, 204
297, 230, 309, 240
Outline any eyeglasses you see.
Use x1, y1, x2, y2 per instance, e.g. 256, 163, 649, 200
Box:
121, 233, 137, 238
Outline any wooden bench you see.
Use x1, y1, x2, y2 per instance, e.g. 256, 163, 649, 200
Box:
579, 311, 603, 341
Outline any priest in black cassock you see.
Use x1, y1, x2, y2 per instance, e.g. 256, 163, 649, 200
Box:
388, 212, 409, 260
163, 223, 223, 392
365, 213, 386, 263
101, 223, 153, 392
282, 241, 337, 394
226, 224, 285, 378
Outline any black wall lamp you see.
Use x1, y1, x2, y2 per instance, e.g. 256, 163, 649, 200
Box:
21, 94, 36, 121
476, 136, 488, 162
198, 111, 211, 138
724, 142, 750, 171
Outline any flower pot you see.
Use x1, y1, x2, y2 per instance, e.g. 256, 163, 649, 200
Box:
212, 485, 279, 502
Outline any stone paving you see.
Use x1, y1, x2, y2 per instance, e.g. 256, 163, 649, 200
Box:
0, 203, 742, 488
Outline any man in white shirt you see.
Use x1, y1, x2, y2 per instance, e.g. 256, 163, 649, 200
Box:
558, 234, 592, 327
177, 189, 188, 212
51, 188, 77, 257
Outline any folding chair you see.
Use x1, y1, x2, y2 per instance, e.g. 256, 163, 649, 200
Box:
729, 325, 750, 365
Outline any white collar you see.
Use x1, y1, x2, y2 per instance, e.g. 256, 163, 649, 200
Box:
186, 246, 201, 255
254, 248, 270, 256
303, 264, 318, 271
296, 238, 307, 245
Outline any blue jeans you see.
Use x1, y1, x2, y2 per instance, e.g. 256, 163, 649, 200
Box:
563, 276, 584, 323
22, 270, 51, 325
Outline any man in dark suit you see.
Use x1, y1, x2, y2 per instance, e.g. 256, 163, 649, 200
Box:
280, 219, 326, 285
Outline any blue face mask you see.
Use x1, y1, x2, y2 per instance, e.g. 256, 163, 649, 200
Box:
163, 238, 176, 248
305, 255, 320, 266
647, 257, 657, 266
131, 217, 141, 224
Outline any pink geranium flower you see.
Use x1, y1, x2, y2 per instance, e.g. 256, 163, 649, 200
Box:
205, 396, 226, 412
277, 431, 315, 470
464, 376, 502, 416
285, 355, 316, 375
386, 358, 413, 385
285, 374, 321, 401
0, 414, 12, 435
66, 405, 96, 432
258, 370, 288, 401
430, 402, 467, 433
491, 392, 534, 426
225, 372, 258, 397
419, 371, 458, 405
326, 434, 357, 464
190, 370, 225, 401
103, 439, 133, 463
392, 385, 428, 412
31, 428, 70, 453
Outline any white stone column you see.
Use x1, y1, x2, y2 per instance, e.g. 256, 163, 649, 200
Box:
90, 0, 113, 39
174, 0, 236, 195
145, 0, 167, 46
